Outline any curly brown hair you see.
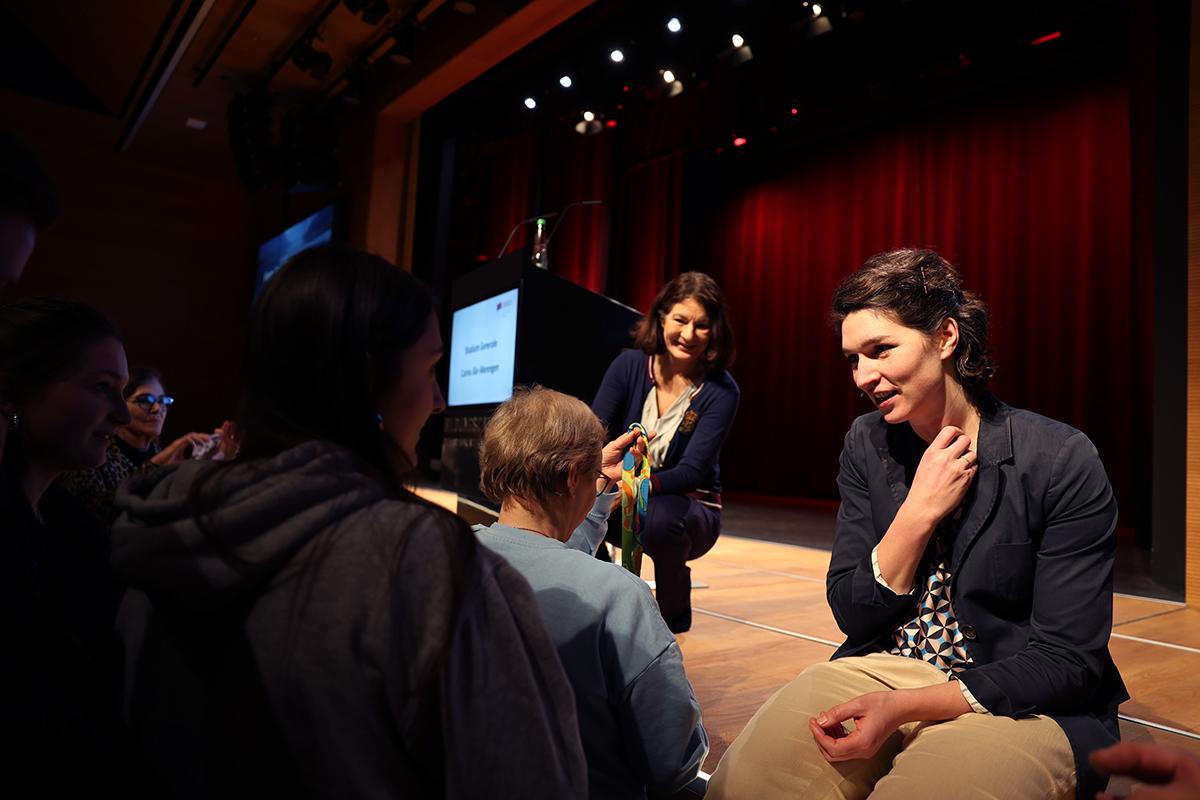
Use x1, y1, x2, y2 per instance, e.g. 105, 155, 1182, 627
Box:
831, 248, 996, 409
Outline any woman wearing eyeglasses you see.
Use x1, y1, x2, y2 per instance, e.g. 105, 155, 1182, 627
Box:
119, 366, 215, 466
58, 366, 216, 527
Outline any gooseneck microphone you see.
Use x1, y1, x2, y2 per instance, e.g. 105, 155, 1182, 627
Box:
494, 199, 604, 265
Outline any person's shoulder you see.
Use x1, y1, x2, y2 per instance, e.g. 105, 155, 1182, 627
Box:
613, 348, 648, 370
998, 404, 1087, 452
553, 548, 656, 599
706, 367, 740, 398
365, 494, 478, 567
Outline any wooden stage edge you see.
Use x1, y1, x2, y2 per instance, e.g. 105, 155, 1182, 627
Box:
413, 487, 1200, 790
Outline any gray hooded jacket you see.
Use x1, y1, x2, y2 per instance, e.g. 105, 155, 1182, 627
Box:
111, 440, 586, 799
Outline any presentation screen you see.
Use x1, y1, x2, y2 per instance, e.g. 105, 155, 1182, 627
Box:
255, 205, 335, 296
447, 287, 519, 407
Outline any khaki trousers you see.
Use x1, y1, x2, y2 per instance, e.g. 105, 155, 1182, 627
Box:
708, 653, 1075, 800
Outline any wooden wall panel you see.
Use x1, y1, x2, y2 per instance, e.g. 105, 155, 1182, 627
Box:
361, 0, 597, 267
1188, 0, 1200, 606
1, 90, 261, 442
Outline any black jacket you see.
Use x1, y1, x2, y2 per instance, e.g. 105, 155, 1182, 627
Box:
828, 403, 1128, 799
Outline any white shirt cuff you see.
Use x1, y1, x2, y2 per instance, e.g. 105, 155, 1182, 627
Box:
955, 679, 990, 715
871, 545, 915, 595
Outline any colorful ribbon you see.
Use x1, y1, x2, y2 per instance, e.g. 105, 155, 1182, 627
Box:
620, 422, 652, 575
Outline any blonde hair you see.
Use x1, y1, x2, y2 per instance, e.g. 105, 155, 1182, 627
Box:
479, 386, 605, 508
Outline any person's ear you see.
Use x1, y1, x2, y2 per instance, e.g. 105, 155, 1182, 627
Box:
565, 464, 588, 497
938, 318, 960, 361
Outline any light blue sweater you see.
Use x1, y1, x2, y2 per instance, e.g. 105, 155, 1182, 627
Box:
475, 501, 708, 800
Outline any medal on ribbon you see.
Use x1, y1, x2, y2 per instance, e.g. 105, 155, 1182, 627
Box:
621, 422, 652, 575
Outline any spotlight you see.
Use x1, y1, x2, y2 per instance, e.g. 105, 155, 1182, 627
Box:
559, 75, 573, 88
662, 69, 675, 83
666, 17, 682, 33
574, 111, 602, 135
610, 49, 625, 63
724, 33, 753, 66
291, 38, 333, 81
733, 136, 747, 147
807, 15, 832, 37
812, 3, 823, 14
524, 97, 537, 109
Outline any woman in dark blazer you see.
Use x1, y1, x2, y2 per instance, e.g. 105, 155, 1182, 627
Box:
592, 272, 739, 633
709, 248, 1127, 800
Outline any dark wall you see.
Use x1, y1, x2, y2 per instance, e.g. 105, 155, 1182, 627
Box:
2, 90, 262, 442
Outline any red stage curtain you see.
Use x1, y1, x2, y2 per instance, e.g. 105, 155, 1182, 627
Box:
700, 75, 1136, 516
542, 126, 615, 293
610, 152, 685, 312
482, 130, 538, 261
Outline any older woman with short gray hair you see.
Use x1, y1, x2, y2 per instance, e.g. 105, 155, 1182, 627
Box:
474, 386, 709, 800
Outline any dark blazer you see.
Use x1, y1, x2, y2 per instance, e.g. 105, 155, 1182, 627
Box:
591, 349, 739, 496
827, 402, 1128, 799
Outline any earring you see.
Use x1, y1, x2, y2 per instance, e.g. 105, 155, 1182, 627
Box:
8, 413, 17, 432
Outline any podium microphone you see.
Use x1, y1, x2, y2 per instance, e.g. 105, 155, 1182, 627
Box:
494, 199, 604, 266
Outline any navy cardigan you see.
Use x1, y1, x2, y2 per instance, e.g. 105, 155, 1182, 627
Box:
828, 403, 1128, 799
591, 349, 739, 497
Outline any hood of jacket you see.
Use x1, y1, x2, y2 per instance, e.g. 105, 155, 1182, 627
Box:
111, 440, 384, 615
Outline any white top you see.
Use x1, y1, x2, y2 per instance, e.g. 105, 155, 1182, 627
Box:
640, 357, 701, 468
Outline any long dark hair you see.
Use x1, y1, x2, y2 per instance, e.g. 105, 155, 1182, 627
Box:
189, 244, 461, 572
831, 248, 996, 409
235, 243, 434, 479
0, 297, 123, 469
188, 245, 476, 697
631, 271, 737, 375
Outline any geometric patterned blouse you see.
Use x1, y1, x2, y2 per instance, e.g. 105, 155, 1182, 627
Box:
887, 552, 974, 674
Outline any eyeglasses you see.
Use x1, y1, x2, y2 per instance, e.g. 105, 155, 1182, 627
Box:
130, 393, 175, 408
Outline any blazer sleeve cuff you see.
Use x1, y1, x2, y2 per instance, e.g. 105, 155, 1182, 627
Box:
952, 676, 991, 715
871, 545, 915, 595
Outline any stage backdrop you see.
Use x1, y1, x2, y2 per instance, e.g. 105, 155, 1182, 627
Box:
690, 73, 1139, 514
477, 72, 1141, 522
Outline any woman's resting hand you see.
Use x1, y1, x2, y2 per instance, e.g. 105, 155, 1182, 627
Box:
810, 682, 972, 763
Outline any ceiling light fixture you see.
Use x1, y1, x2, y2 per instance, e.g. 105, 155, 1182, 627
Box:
291, 38, 334, 81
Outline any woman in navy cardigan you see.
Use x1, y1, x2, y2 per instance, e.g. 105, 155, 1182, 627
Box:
710, 249, 1127, 800
592, 272, 739, 633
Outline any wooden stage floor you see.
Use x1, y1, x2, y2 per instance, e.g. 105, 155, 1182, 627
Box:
627, 535, 1200, 792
